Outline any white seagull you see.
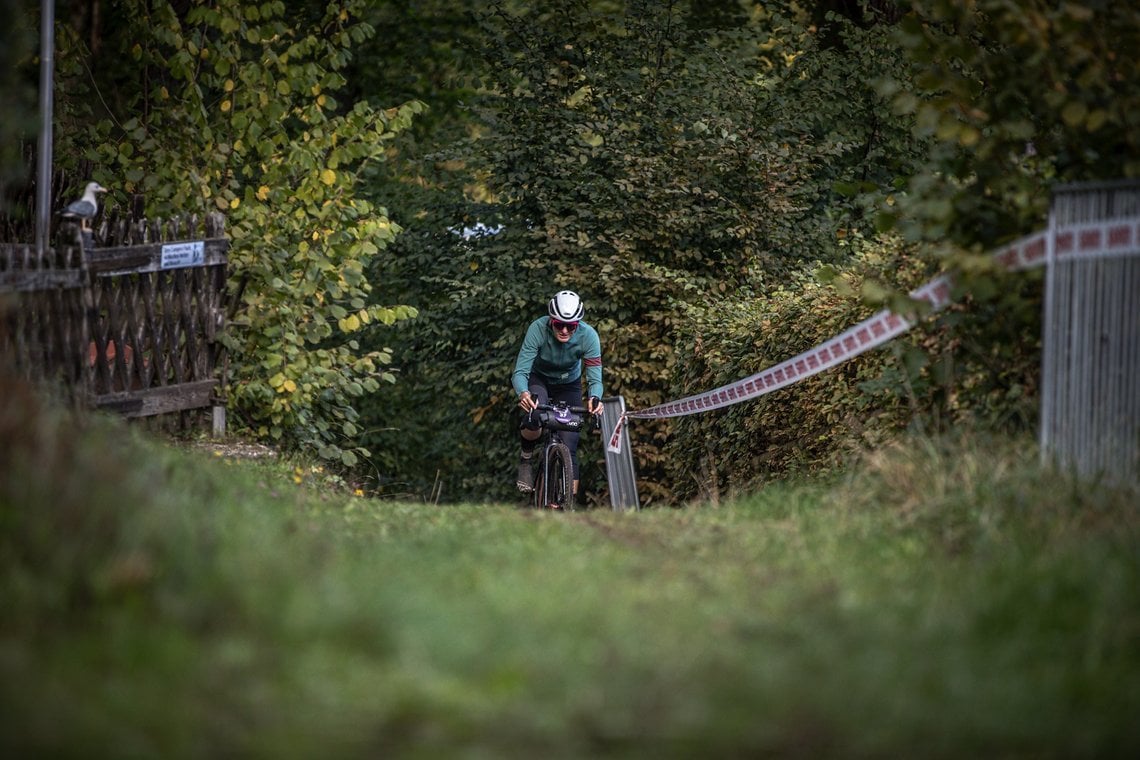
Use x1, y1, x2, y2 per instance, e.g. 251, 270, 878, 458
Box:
62, 181, 108, 230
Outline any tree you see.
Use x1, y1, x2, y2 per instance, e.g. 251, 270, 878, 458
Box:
50, 0, 421, 466
878, 0, 1140, 247
358, 0, 861, 503
0, 0, 38, 212
660, 0, 1139, 496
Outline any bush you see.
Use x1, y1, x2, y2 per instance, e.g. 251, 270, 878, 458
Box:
49, 0, 421, 467
663, 233, 1042, 501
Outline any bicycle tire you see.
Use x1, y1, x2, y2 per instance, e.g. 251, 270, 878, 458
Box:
531, 460, 546, 509
547, 442, 575, 511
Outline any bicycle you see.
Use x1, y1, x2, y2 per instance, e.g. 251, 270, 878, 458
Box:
525, 401, 598, 511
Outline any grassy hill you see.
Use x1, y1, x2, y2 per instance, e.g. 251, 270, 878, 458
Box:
2, 374, 1138, 757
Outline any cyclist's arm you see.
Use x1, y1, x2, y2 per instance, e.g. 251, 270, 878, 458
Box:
511, 319, 546, 396
581, 325, 603, 400
584, 357, 602, 399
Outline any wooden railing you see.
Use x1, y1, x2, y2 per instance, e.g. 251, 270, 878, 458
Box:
0, 235, 88, 392
0, 212, 231, 430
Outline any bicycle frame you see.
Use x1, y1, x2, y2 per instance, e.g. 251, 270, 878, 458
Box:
529, 402, 596, 511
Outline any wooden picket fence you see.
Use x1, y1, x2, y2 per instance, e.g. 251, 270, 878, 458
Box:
0, 212, 231, 430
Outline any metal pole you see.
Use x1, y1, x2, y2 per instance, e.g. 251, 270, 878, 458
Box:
601, 396, 640, 511
1038, 192, 1058, 466
36, 0, 55, 256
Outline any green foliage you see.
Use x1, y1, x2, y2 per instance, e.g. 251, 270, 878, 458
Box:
0, 0, 37, 209
50, 0, 421, 465
362, 0, 900, 503
349, 0, 489, 131
331, 1, 500, 497
762, 8, 932, 238
41, 0, 1108, 501
664, 231, 1041, 501
878, 0, 1140, 246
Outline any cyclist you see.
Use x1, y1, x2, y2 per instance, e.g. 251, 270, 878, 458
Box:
512, 290, 604, 495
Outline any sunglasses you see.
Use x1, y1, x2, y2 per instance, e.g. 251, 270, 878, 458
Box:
550, 319, 579, 333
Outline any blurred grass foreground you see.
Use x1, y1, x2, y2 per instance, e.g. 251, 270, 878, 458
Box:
1, 364, 1138, 758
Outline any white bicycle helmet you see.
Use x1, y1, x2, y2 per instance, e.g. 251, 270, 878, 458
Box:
548, 290, 584, 321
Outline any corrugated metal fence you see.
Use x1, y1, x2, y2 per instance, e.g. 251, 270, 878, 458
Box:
1041, 181, 1140, 487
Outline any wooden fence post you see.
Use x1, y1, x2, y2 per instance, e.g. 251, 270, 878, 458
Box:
206, 211, 227, 439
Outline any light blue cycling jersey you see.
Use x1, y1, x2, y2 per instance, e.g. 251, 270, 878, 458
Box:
512, 317, 603, 399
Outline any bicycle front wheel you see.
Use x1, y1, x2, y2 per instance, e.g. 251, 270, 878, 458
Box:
546, 443, 575, 511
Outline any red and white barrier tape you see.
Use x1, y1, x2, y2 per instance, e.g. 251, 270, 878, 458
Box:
607, 217, 1140, 454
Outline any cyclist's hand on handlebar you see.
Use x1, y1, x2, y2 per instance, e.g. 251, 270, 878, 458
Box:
518, 391, 537, 413
587, 396, 602, 416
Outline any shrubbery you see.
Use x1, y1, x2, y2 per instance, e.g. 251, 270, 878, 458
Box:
49, 0, 420, 466
663, 233, 1042, 501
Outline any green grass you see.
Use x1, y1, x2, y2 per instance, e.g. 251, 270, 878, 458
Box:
2, 389, 1138, 757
